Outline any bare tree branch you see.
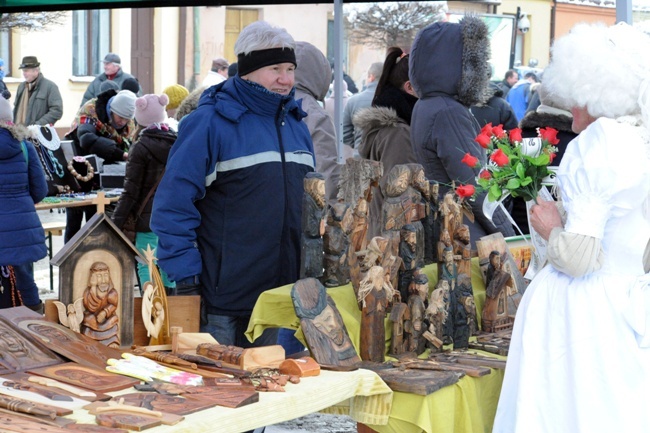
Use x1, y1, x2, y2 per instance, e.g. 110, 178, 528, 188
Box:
0, 12, 67, 32
345, 2, 446, 50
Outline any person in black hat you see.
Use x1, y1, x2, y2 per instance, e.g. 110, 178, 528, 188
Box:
80, 52, 141, 106
151, 21, 314, 352
13, 56, 62, 127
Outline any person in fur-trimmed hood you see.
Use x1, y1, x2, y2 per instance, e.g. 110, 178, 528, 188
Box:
509, 83, 576, 234
409, 16, 514, 246
354, 47, 418, 239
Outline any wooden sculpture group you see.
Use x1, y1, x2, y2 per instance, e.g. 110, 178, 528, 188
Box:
296, 159, 526, 375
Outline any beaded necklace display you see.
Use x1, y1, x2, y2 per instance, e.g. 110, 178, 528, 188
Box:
34, 141, 65, 178
68, 157, 95, 182
0, 266, 23, 306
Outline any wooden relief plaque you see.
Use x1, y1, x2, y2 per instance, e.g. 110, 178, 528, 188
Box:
28, 362, 140, 393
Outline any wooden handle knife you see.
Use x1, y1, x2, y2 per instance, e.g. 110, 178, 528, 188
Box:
27, 376, 96, 398
2, 381, 74, 402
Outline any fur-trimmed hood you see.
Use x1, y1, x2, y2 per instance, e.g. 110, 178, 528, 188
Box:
353, 106, 404, 136
519, 111, 574, 133
0, 122, 32, 143
409, 16, 490, 107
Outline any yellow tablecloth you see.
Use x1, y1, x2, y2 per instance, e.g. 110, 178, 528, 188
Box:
65, 369, 393, 433
245, 258, 505, 433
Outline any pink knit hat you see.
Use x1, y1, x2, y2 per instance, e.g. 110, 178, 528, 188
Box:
134, 94, 169, 127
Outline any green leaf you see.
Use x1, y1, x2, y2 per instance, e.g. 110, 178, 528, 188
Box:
489, 183, 502, 201
531, 154, 550, 166
506, 178, 521, 189
515, 162, 525, 179
520, 176, 533, 186
477, 178, 490, 189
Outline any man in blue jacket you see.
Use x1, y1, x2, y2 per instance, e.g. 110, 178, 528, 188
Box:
151, 21, 315, 348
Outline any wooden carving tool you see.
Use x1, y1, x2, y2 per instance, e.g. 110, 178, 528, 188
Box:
130, 348, 197, 370
2, 381, 74, 402
28, 376, 96, 398
0, 394, 57, 419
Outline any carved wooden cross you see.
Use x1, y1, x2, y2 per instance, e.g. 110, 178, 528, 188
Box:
92, 191, 111, 214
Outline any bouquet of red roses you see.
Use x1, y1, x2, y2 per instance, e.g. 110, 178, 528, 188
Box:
457, 123, 560, 203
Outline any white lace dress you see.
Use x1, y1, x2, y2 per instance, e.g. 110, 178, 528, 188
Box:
493, 117, 650, 433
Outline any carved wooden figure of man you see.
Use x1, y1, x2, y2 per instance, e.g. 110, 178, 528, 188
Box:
424, 181, 440, 264
453, 224, 472, 278
440, 247, 457, 344
322, 203, 353, 288
482, 251, 514, 333
405, 164, 428, 264
398, 224, 418, 301
405, 273, 429, 355
81, 261, 120, 347
358, 266, 394, 362
381, 165, 414, 254
423, 279, 449, 351
300, 173, 327, 279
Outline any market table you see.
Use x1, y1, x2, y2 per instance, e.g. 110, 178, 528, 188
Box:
246, 258, 506, 433
61, 369, 393, 433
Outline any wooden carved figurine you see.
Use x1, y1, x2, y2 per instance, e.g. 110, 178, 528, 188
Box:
389, 302, 409, 356
440, 247, 457, 344
300, 173, 326, 279
453, 224, 472, 278
381, 165, 414, 253
398, 224, 418, 301
351, 236, 401, 304
482, 251, 515, 333
423, 279, 449, 351
322, 203, 353, 287
405, 273, 428, 355
81, 261, 120, 347
423, 181, 440, 264
358, 266, 394, 362
405, 164, 428, 264
53, 298, 84, 333
142, 245, 171, 345
291, 278, 360, 367
452, 273, 473, 349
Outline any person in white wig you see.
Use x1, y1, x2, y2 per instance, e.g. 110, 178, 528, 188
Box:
493, 22, 650, 433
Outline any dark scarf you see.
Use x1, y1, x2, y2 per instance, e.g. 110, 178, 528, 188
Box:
372, 85, 418, 125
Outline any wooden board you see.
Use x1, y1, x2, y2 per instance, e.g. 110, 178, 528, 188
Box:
27, 363, 140, 393
83, 401, 183, 426
0, 315, 63, 373
175, 333, 218, 354
96, 413, 161, 431
372, 367, 461, 396
0, 413, 70, 433
67, 424, 128, 433
3, 372, 111, 402
196, 344, 285, 370
145, 383, 259, 408
112, 392, 219, 416
0, 306, 123, 370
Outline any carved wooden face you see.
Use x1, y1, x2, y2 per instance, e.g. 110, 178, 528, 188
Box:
0, 328, 28, 357
312, 305, 344, 346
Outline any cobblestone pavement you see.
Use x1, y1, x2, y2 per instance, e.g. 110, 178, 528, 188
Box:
35, 209, 358, 433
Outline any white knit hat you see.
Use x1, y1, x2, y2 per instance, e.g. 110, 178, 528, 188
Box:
110, 90, 137, 119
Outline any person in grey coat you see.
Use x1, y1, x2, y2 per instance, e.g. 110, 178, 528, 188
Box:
13, 56, 63, 127
294, 41, 349, 204
409, 16, 514, 246
342, 62, 383, 153
80, 53, 140, 106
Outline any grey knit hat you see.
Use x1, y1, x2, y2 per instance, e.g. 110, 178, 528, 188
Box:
110, 90, 136, 119
99, 80, 120, 94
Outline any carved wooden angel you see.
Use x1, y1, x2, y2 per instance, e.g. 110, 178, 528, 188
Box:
141, 245, 171, 345
53, 298, 84, 333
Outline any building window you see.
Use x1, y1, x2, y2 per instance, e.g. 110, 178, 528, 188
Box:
0, 30, 11, 77
72, 9, 110, 76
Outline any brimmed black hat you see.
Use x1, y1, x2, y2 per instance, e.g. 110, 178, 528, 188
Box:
19, 56, 40, 69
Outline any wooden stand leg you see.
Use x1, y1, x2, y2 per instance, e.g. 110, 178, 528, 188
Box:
357, 423, 378, 433
170, 326, 182, 354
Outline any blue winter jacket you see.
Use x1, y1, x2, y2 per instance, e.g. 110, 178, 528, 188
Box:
0, 127, 47, 265
151, 77, 315, 316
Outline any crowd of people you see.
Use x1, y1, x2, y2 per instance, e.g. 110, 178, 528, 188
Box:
1, 16, 649, 432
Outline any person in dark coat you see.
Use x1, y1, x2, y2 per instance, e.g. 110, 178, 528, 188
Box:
409, 16, 515, 247
112, 93, 177, 292
470, 81, 518, 131
81, 53, 141, 106
0, 95, 47, 311
354, 47, 419, 240
13, 56, 63, 127
509, 84, 576, 234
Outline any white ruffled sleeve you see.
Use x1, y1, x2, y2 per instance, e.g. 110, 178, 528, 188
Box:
559, 118, 649, 239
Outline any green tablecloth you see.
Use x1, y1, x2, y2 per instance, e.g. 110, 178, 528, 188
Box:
245, 258, 505, 433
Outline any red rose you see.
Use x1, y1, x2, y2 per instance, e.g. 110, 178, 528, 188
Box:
479, 169, 492, 180
456, 184, 476, 198
509, 128, 523, 143
492, 124, 506, 139
549, 152, 556, 163
475, 133, 491, 148
461, 152, 479, 168
480, 123, 493, 136
490, 148, 509, 167
539, 127, 560, 145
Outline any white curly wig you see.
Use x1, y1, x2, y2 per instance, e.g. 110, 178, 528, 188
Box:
543, 22, 650, 122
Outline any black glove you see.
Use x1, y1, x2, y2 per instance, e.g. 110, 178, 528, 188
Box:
173, 275, 200, 296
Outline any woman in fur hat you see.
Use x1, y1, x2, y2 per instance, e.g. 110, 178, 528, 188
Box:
353, 47, 418, 240
409, 16, 514, 246
494, 22, 650, 432
0, 95, 48, 311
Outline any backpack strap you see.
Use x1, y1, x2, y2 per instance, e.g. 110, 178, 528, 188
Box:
20, 141, 28, 163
